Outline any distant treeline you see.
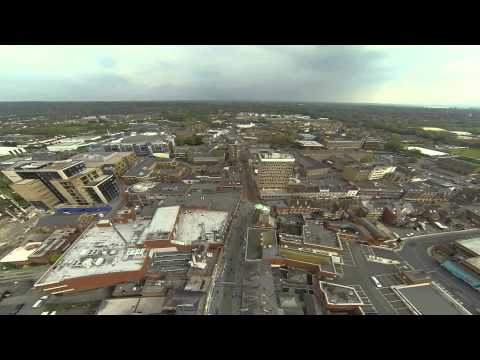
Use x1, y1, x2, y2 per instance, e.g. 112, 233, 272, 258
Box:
2, 101, 480, 145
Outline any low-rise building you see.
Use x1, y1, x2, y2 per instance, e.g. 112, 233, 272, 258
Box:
391, 282, 471, 315
104, 134, 173, 157
362, 138, 384, 151
295, 155, 330, 179
35, 213, 95, 231
276, 198, 344, 220
323, 140, 363, 150
0, 242, 43, 267
34, 220, 151, 294
317, 281, 364, 312
342, 164, 396, 181
46, 136, 100, 152
192, 156, 223, 165
402, 182, 449, 203
295, 140, 325, 150
245, 227, 277, 262
28, 228, 79, 264
123, 182, 191, 205
352, 180, 404, 200
455, 237, 480, 257
121, 157, 157, 185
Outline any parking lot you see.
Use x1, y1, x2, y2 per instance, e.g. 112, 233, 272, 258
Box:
359, 245, 415, 271
341, 240, 356, 267
350, 285, 378, 315
371, 273, 412, 315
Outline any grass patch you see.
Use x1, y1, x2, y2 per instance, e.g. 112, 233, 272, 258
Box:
450, 148, 480, 160
279, 248, 330, 265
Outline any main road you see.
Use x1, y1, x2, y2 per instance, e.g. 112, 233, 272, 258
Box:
210, 143, 257, 314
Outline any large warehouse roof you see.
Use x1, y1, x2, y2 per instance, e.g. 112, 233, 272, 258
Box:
35, 222, 149, 286
173, 209, 228, 246
391, 283, 471, 315
456, 237, 480, 257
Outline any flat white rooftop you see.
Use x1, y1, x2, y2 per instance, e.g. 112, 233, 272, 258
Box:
0, 243, 42, 264
407, 146, 448, 157
96, 298, 139, 315
259, 152, 295, 162
295, 140, 324, 147
173, 209, 228, 246
136, 206, 180, 244
36, 222, 149, 286
456, 237, 480, 257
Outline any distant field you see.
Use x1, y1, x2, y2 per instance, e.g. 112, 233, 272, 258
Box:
449, 148, 480, 160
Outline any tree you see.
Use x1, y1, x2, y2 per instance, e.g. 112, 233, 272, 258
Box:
384, 139, 402, 152
175, 134, 203, 146
360, 155, 375, 163
269, 133, 294, 147
406, 149, 423, 158
49, 254, 61, 264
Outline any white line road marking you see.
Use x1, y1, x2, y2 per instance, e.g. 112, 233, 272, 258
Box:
344, 241, 357, 267
350, 284, 378, 314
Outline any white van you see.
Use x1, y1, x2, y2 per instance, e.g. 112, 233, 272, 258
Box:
371, 276, 382, 288
32, 300, 43, 308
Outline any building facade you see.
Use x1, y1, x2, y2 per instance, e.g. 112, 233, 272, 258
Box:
2, 160, 119, 209
104, 135, 174, 157
255, 153, 295, 190
71, 152, 137, 178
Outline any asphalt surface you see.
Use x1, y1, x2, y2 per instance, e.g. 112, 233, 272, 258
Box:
337, 241, 399, 315
397, 229, 480, 313
0, 265, 50, 285
337, 229, 480, 315
211, 144, 256, 315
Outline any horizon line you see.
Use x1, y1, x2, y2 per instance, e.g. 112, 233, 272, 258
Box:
0, 100, 477, 109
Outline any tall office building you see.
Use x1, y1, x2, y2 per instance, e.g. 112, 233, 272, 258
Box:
2, 160, 119, 210
255, 153, 295, 190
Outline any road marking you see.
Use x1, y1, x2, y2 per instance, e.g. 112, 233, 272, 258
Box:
342, 241, 356, 267
360, 245, 371, 258
350, 284, 378, 314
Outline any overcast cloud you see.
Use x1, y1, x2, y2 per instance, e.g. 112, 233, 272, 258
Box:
0, 45, 479, 106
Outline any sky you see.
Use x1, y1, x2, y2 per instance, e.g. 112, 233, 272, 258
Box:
0, 45, 479, 107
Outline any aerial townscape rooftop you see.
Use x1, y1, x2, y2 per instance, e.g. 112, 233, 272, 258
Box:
2, 46, 480, 318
